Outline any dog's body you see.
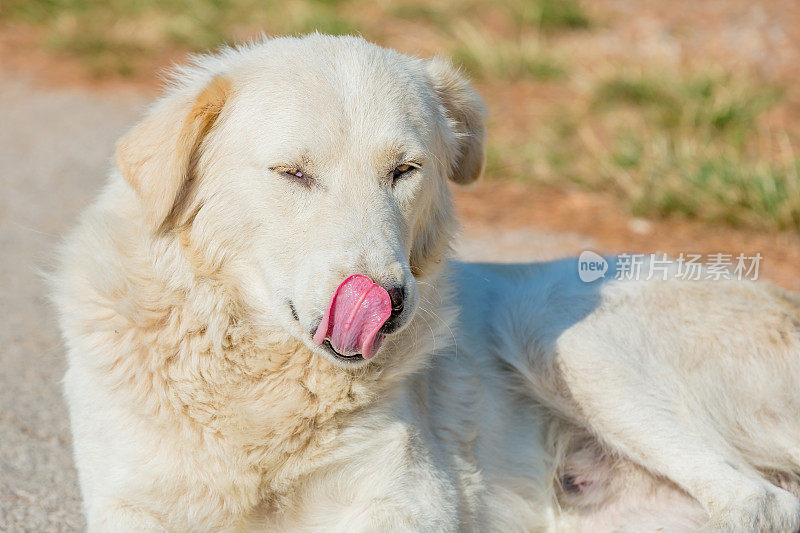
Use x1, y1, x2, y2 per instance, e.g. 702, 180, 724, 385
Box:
54, 35, 800, 531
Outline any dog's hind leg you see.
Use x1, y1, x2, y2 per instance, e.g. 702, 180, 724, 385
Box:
485, 264, 800, 530
498, 318, 800, 530
547, 340, 800, 533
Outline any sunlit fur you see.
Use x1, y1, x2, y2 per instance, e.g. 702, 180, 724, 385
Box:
54, 35, 800, 531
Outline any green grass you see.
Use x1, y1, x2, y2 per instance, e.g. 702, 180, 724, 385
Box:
449, 23, 565, 81
0, 0, 358, 76
593, 73, 781, 135
389, 2, 454, 29
630, 150, 800, 231
391, 0, 592, 33
3, 0, 797, 234
452, 44, 564, 81
510, 0, 592, 31
1, 0, 581, 80
602, 127, 800, 229
513, 71, 800, 232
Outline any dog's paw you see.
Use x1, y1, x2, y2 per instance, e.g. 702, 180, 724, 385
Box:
700, 483, 800, 533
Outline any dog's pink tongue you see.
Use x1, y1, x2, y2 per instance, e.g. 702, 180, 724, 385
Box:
313, 275, 392, 360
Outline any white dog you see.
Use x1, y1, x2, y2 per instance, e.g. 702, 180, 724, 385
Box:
53, 34, 800, 531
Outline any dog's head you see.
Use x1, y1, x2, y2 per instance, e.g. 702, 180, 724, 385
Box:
116, 35, 485, 367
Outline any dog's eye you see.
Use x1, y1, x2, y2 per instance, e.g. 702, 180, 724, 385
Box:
271, 166, 311, 187
286, 169, 304, 179
392, 163, 419, 181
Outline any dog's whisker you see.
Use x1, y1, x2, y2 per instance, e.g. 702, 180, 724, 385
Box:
417, 303, 458, 357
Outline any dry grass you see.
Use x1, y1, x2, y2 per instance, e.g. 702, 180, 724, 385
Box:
2, 0, 798, 233
559, 71, 800, 231
0, 0, 359, 76
449, 22, 565, 81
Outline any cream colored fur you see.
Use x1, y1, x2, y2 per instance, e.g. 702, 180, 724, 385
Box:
53, 35, 800, 532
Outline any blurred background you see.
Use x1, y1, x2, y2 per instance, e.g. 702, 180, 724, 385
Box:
1, 0, 798, 284
0, 2, 799, 528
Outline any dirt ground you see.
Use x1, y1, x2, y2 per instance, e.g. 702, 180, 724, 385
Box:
456, 182, 800, 290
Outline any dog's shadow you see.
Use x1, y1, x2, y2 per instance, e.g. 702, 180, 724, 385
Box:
447, 256, 617, 369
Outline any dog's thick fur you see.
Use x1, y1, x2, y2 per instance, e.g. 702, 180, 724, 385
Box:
54, 35, 800, 532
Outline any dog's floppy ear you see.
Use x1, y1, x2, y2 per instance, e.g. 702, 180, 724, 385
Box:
116, 76, 231, 231
426, 57, 487, 185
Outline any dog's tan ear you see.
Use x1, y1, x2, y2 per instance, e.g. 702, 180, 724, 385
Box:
116, 76, 231, 231
426, 57, 487, 185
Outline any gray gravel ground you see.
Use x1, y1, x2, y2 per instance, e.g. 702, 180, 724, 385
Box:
0, 77, 145, 532
0, 75, 594, 532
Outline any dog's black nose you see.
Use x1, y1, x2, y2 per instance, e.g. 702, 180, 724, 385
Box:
380, 287, 405, 334
387, 287, 404, 320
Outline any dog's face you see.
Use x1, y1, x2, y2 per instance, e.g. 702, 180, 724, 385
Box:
116, 36, 485, 367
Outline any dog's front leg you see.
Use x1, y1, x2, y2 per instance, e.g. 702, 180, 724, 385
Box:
86, 498, 168, 533
268, 464, 460, 532
271, 419, 460, 532
552, 339, 800, 532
